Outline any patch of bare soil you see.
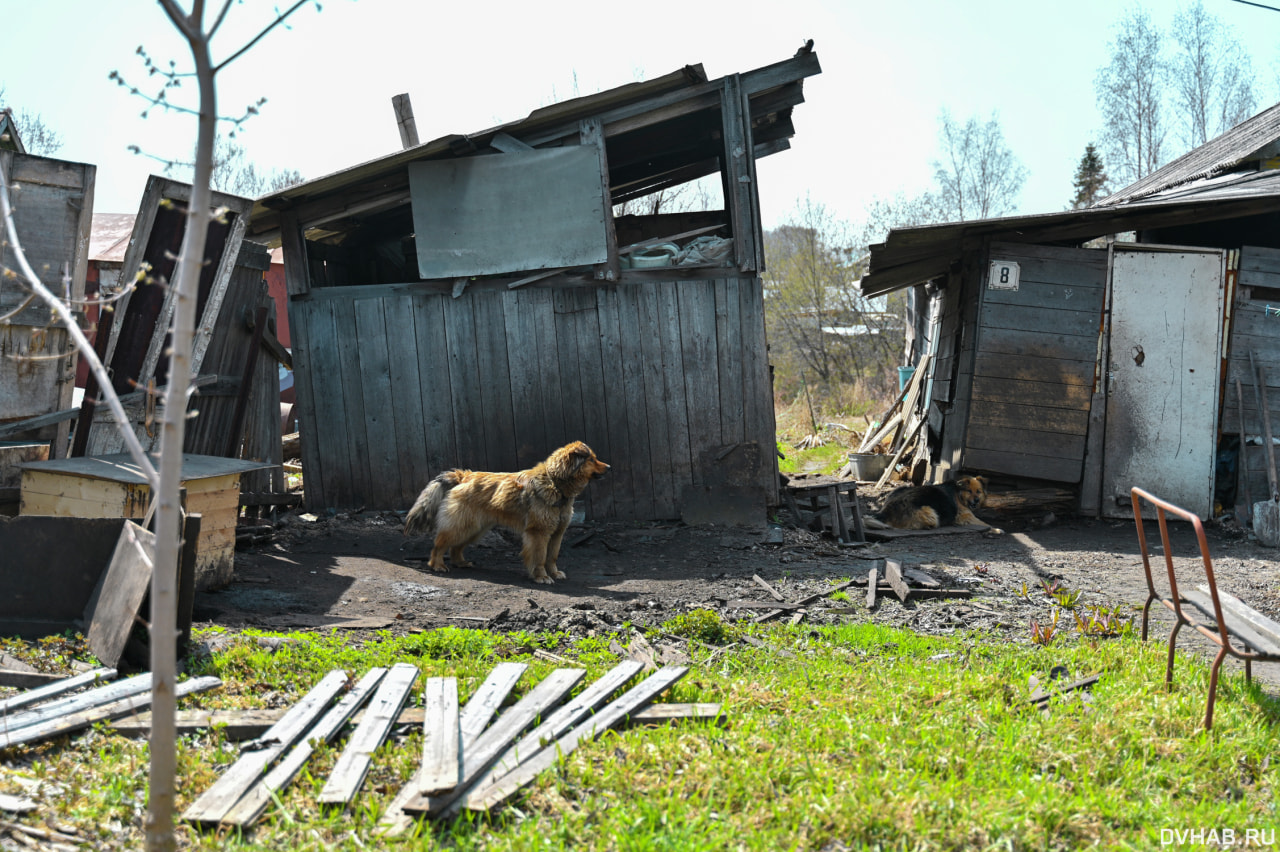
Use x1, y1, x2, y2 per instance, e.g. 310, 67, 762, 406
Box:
204, 490, 1280, 678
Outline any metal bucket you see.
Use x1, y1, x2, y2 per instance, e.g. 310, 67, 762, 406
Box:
848, 453, 890, 481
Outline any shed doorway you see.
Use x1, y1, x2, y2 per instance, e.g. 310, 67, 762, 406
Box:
1100, 246, 1226, 519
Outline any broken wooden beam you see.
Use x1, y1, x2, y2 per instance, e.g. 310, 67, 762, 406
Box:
884, 559, 910, 603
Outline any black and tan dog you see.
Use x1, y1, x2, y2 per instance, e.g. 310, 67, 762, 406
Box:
863, 475, 995, 531
403, 441, 609, 584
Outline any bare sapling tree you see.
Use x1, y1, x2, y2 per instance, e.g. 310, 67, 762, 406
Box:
1095, 6, 1167, 185
931, 109, 1028, 221
1170, 0, 1256, 149
1, 2, 319, 849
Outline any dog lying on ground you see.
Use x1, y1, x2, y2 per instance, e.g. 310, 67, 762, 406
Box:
862, 475, 995, 531
403, 441, 609, 584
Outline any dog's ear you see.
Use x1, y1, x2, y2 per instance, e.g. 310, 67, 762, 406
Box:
571, 443, 593, 459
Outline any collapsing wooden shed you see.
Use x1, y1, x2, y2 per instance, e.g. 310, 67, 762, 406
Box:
861, 101, 1280, 520
246, 46, 822, 520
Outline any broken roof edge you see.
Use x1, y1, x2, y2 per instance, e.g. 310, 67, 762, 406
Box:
1095, 99, 1280, 208
248, 47, 821, 236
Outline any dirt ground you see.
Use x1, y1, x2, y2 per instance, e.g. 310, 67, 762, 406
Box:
198, 487, 1280, 693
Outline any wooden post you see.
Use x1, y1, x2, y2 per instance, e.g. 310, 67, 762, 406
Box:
392, 94, 420, 149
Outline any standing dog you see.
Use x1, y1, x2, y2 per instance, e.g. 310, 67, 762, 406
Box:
403, 441, 609, 584
863, 475, 994, 531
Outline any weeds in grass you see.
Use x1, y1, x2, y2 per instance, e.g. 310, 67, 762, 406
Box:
1072, 604, 1137, 638
1030, 609, 1061, 645
659, 609, 742, 645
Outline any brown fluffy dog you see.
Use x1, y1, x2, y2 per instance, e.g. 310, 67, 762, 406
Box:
863, 475, 992, 531
403, 442, 609, 584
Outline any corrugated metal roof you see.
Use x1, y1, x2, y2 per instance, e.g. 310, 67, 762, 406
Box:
1096, 100, 1280, 206
859, 170, 1280, 296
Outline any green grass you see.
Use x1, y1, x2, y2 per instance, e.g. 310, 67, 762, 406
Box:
777, 440, 851, 476
3, 622, 1278, 850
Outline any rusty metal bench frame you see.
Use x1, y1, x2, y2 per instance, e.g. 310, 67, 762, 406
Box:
1131, 486, 1280, 729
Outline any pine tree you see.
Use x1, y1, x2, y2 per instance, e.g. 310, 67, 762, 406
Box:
1071, 144, 1109, 208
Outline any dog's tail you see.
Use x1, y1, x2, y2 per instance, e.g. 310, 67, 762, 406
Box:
403, 471, 460, 537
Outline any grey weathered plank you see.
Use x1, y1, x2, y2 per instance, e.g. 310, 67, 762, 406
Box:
976, 327, 1099, 360
184, 669, 350, 825
884, 559, 910, 603
1199, 586, 1280, 651
979, 302, 1101, 337
679, 282, 723, 488
1240, 245, 1280, 276
472, 293, 519, 473
655, 282, 694, 505
739, 279, 776, 504
528, 288, 567, 459
966, 402, 1090, 436
970, 376, 1093, 409
0, 673, 153, 736
334, 296, 375, 506
299, 299, 351, 507
318, 662, 420, 806
594, 287, 636, 519
721, 75, 757, 273
219, 667, 388, 828
402, 668, 585, 816
572, 287, 615, 517
716, 279, 746, 446
382, 294, 430, 506
866, 566, 879, 609
84, 521, 154, 669
972, 352, 1096, 386
443, 293, 486, 471
553, 288, 590, 445
376, 661, 528, 837
963, 448, 1085, 483
1182, 591, 1280, 656
980, 276, 1106, 310
989, 241, 1108, 268
353, 297, 402, 509
417, 677, 460, 797
0, 668, 116, 716
502, 290, 550, 468
411, 292, 458, 475
286, 298, 325, 505
0, 675, 221, 750
635, 283, 677, 518
613, 285, 656, 519
457, 666, 688, 814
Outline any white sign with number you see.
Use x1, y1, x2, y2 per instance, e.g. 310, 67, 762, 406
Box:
989, 260, 1020, 291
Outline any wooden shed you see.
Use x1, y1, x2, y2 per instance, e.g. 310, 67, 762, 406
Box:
246, 47, 822, 520
860, 101, 1280, 521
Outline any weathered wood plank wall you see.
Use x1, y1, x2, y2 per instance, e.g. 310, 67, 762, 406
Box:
1223, 246, 1280, 504
289, 278, 776, 519
963, 243, 1106, 482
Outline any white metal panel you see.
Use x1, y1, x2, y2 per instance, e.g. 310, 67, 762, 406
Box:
1102, 246, 1225, 519
409, 148, 608, 280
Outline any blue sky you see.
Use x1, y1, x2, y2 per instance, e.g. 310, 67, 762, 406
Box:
4, 0, 1280, 234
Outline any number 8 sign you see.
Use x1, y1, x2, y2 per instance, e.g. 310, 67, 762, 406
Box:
988, 259, 1020, 291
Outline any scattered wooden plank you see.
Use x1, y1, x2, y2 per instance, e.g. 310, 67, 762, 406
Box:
416, 678, 461, 797
402, 668, 586, 816
318, 663, 419, 806
902, 567, 942, 588
866, 566, 879, 609
0, 654, 36, 673
0, 673, 154, 737
83, 521, 155, 669
0, 668, 116, 716
0, 793, 35, 814
0, 676, 221, 750
1201, 585, 1280, 650
183, 669, 350, 825
725, 599, 802, 611
863, 524, 993, 541
1027, 673, 1101, 705
884, 559, 910, 604
456, 666, 688, 815
910, 589, 974, 600
625, 702, 722, 725
752, 578, 859, 624
219, 667, 387, 829
377, 661, 531, 837
751, 574, 786, 603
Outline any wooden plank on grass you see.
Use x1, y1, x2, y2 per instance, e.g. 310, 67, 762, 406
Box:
753, 579, 860, 623
377, 660, 532, 837
416, 677, 460, 797
884, 559, 910, 603
220, 667, 387, 829
403, 668, 585, 816
83, 521, 154, 669
183, 669, 349, 825
752, 574, 786, 602
0, 673, 153, 737
0, 676, 220, 750
457, 666, 688, 815
0, 668, 116, 716
317, 663, 419, 806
